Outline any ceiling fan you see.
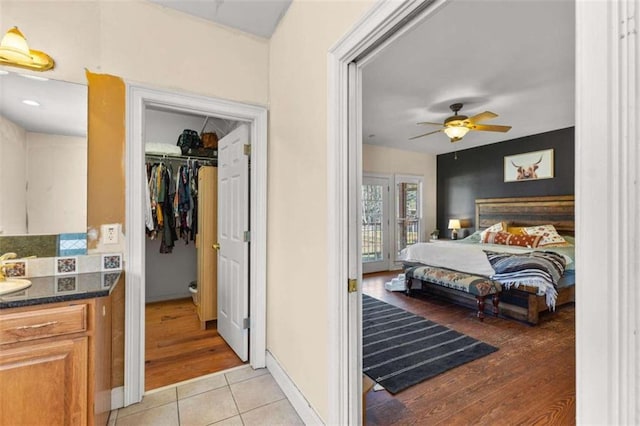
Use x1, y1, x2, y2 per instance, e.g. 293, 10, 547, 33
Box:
410, 103, 512, 143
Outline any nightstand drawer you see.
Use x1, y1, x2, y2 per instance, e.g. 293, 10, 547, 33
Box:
0, 304, 87, 344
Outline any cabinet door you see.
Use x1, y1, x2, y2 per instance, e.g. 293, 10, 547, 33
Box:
0, 337, 88, 426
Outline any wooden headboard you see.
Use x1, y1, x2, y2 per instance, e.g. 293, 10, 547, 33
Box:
475, 195, 575, 235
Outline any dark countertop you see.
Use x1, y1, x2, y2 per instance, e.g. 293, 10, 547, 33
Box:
0, 272, 121, 309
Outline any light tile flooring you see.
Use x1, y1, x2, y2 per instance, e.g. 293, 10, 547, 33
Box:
109, 365, 304, 426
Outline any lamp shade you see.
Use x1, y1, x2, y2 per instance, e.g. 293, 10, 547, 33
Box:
444, 125, 470, 141
0, 26, 54, 71
448, 219, 461, 230
0, 27, 31, 62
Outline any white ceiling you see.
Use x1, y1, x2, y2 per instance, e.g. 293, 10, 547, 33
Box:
0, 0, 574, 152
362, 0, 575, 155
148, 0, 292, 38
0, 71, 87, 137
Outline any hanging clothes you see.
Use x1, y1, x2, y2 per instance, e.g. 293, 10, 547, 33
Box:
145, 158, 204, 253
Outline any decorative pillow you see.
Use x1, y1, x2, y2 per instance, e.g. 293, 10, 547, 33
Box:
522, 224, 570, 247
482, 231, 542, 248
507, 226, 526, 235
479, 222, 507, 240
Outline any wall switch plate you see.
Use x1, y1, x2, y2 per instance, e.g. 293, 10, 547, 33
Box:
101, 224, 120, 245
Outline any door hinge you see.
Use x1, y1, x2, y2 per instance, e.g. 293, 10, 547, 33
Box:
243, 231, 251, 242
243, 317, 250, 329
348, 278, 358, 293
243, 144, 251, 156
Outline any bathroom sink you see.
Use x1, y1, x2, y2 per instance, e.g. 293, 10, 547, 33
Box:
0, 279, 32, 296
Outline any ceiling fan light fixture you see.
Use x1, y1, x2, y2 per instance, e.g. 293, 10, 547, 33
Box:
444, 125, 470, 142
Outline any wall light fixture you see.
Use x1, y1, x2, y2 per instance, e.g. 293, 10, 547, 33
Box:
0, 27, 54, 72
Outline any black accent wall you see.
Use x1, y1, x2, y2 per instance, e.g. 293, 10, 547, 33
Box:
436, 127, 574, 237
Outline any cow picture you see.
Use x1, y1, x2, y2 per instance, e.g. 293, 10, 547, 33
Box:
504, 149, 554, 182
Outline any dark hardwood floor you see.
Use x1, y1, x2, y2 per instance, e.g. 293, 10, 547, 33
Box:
145, 298, 245, 391
363, 271, 576, 425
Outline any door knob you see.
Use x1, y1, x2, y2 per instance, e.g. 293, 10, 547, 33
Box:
212, 243, 220, 250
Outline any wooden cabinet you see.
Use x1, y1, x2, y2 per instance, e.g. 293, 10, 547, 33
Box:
196, 166, 218, 327
0, 297, 111, 426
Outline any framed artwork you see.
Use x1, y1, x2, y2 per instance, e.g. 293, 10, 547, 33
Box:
504, 149, 554, 182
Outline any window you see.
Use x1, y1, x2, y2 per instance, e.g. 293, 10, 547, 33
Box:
395, 175, 422, 254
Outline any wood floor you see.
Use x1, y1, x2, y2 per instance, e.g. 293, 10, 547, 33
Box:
145, 298, 245, 391
363, 271, 576, 425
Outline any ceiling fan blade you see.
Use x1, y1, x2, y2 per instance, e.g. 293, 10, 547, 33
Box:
472, 123, 512, 132
468, 111, 498, 123
416, 121, 443, 126
409, 129, 442, 140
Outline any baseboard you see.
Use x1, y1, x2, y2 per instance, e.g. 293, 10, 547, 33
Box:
266, 351, 324, 425
111, 386, 124, 410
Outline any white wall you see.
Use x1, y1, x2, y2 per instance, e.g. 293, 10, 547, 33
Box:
0, 114, 27, 235
26, 132, 87, 234
268, 0, 374, 420
145, 239, 197, 303
363, 144, 437, 242
145, 109, 239, 147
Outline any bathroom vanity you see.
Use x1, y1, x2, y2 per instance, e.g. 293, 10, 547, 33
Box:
0, 273, 118, 425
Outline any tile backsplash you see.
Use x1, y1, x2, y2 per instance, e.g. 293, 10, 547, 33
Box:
2, 253, 122, 278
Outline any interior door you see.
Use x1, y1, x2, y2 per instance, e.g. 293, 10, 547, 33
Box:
217, 124, 250, 361
362, 175, 390, 273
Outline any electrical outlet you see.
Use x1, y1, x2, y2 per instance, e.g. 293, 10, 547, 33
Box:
101, 224, 120, 245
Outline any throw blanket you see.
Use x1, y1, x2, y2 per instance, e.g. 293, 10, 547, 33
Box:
485, 250, 567, 310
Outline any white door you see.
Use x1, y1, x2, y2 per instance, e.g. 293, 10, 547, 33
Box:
217, 124, 250, 361
361, 175, 391, 273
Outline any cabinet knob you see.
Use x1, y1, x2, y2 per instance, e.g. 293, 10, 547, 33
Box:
212, 243, 220, 250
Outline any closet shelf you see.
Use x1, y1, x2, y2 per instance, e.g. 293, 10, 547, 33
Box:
145, 153, 217, 166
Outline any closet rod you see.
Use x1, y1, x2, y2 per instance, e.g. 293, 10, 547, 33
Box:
145, 153, 217, 165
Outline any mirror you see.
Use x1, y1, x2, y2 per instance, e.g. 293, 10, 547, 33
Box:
0, 70, 87, 236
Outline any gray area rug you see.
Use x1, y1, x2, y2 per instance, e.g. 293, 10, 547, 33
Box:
362, 294, 498, 394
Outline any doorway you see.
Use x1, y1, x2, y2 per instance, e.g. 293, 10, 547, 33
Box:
124, 84, 267, 406
328, 0, 639, 422
362, 174, 391, 273
142, 108, 249, 390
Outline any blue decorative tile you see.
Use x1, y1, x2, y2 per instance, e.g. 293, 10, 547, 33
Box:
56, 257, 78, 275
102, 272, 120, 288
101, 253, 122, 271
2, 261, 27, 278
55, 276, 77, 294
58, 233, 87, 256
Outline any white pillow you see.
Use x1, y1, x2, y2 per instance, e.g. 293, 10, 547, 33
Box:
522, 224, 570, 247
479, 222, 507, 240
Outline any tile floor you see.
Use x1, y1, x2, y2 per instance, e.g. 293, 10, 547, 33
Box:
109, 365, 304, 426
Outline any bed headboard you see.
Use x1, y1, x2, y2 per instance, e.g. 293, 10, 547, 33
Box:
475, 195, 575, 235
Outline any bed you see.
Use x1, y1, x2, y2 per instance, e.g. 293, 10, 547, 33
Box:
401, 195, 576, 325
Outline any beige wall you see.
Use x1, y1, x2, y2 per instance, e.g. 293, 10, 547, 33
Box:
2, 0, 269, 389
268, 0, 374, 420
0, 115, 27, 235
363, 144, 437, 242
0, 1, 269, 105
26, 133, 87, 234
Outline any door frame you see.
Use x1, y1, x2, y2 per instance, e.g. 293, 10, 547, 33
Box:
328, 0, 638, 424
124, 84, 267, 405
361, 173, 392, 273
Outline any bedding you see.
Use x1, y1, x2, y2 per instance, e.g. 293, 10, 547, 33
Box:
399, 238, 574, 309
485, 250, 567, 309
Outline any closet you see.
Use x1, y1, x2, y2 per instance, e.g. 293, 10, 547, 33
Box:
144, 106, 238, 306
143, 106, 245, 390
